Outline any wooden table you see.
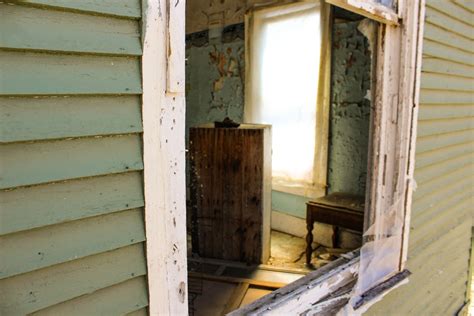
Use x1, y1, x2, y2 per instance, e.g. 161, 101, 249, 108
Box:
305, 193, 365, 265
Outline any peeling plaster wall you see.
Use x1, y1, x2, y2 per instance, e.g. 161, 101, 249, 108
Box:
185, 24, 245, 144
327, 20, 371, 196
185, 11, 371, 245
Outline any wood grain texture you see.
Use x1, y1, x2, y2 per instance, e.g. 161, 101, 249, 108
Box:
10, 0, 142, 19
0, 134, 143, 189
0, 4, 141, 55
0, 51, 141, 96
1, 96, 142, 142
0, 172, 144, 235
31, 276, 148, 316
190, 125, 271, 263
0, 208, 145, 279
0, 243, 147, 315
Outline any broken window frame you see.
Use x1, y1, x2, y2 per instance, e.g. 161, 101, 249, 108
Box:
244, 1, 332, 199
230, 0, 426, 313
326, 0, 399, 25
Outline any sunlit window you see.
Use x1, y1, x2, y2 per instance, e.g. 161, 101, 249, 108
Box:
245, 3, 321, 191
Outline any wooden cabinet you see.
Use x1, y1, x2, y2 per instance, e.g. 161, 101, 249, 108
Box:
189, 124, 271, 263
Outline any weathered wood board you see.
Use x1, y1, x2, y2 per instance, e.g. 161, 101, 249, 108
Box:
189, 124, 271, 263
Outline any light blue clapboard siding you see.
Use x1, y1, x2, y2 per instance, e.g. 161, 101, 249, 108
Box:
12, 0, 142, 19
0, 4, 141, 55
0, 171, 144, 236
0, 244, 147, 315
0, 96, 143, 143
367, 2, 474, 315
0, 1, 149, 314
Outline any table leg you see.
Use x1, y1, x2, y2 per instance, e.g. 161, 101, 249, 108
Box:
332, 226, 339, 248
305, 209, 314, 266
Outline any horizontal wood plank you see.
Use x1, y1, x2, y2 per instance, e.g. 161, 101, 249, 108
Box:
1, 96, 143, 142
412, 162, 473, 201
418, 104, 474, 120
127, 307, 149, 316
0, 243, 147, 315
420, 72, 474, 92
423, 40, 474, 66
420, 89, 473, 104
417, 116, 473, 137
0, 51, 141, 95
416, 128, 473, 153
0, 4, 141, 55
422, 57, 474, 78
10, 0, 141, 19
0, 172, 144, 235
414, 151, 472, 184
425, 6, 474, 40
453, 0, 474, 13
415, 140, 474, 169
0, 134, 143, 189
413, 177, 472, 227
32, 276, 148, 316
424, 23, 473, 54
0, 208, 145, 279
426, 1, 474, 27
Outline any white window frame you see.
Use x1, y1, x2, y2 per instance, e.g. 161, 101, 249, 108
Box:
142, 0, 425, 313
141, 0, 188, 315
244, 1, 332, 199
233, 0, 426, 313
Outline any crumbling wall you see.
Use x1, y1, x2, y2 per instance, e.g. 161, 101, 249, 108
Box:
185, 24, 245, 143
327, 20, 371, 196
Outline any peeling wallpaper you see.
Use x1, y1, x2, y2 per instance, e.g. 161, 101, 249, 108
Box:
185, 24, 245, 144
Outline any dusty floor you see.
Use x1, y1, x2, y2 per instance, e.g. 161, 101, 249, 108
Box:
267, 230, 346, 270
188, 230, 352, 315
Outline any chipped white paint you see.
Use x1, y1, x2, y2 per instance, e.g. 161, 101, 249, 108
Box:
326, 0, 399, 25
229, 251, 360, 315
142, 0, 187, 315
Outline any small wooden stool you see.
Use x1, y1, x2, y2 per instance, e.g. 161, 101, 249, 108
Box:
305, 192, 365, 266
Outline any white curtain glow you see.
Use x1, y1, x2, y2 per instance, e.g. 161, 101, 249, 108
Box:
246, 4, 321, 188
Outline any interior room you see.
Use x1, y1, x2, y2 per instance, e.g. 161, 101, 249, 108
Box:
185, 1, 376, 314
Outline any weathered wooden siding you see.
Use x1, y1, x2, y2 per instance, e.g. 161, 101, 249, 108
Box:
367, 1, 473, 314
0, 1, 148, 315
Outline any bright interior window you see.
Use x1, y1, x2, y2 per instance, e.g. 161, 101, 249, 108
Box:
246, 4, 321, 189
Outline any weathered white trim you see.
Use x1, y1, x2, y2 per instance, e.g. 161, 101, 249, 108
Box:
326, 0, 399, 25
229, 250, 360, 316
142, 0, 187, 315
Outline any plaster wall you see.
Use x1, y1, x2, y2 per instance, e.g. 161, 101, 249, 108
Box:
327, 20, 371, 196
185, 14, 371, 247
